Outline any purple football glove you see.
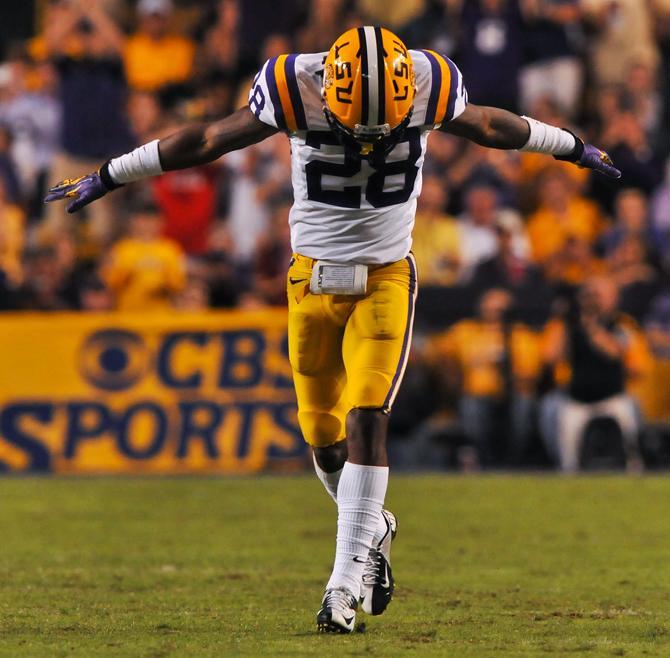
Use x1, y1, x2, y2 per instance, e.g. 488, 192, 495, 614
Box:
555, 132, 621, 179
576, 143, 621, 179
44, 169, 115, 213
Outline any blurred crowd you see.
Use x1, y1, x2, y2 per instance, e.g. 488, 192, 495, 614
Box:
1, 0, 670, 470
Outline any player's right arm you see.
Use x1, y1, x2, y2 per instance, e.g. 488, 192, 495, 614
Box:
45, 107, 277, 213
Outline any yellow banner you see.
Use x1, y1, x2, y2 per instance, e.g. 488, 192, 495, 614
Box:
0, 310, 305, 474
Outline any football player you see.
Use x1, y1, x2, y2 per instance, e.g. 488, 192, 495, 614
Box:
46, 26, 620, 634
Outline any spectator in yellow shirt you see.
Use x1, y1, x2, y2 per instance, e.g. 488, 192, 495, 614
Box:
430, 289, 542, 466
124, 0, 195, 92
411, 175, 461, 287
104, 204, 186, 311
527, 168, 605, 266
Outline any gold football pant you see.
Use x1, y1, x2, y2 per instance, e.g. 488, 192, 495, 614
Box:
287, 253, 418, 448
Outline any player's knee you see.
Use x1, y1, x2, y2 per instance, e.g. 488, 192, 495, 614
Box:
298, 410, 344, 448
313, 442, 348, 472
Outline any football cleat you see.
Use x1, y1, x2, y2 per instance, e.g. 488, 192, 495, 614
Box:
360, 509, 397, 615
316, 587, 358, 633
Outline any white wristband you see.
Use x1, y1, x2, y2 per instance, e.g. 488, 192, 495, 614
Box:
519, 116, 576, 156
108, 139, 163, 184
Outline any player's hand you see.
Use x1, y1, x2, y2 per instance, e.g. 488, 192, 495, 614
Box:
576, 143, 621, 179
555, 133, 621, 179
44, 172, 110, 213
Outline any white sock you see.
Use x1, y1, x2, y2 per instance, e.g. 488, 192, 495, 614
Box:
313, 453, 341, 503
313, 454, 389, 544
326, 462, 389, 599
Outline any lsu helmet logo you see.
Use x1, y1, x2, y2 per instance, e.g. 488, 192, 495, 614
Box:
322, 26, 416, 159
78, 330, 149, 391
324, 63, 334, 90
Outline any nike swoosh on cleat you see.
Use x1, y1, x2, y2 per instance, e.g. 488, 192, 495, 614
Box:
352, 556, 366, 563
289, 277, 306, 284
380, 564, 391, 589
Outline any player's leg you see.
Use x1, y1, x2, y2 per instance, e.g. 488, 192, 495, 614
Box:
288, 268, 399, 631
287, 263, 363, 633
287, 259, 351, 496
287, 261, 362, 632
290, 258, 393, 541
325, 256, 416, 619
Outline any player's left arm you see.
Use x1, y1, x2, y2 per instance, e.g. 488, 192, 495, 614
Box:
441, 103, 621, 179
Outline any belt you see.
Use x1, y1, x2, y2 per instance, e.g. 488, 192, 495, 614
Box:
291, 253, 392, 272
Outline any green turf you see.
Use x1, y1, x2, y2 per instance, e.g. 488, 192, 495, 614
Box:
0, 475, 669, 657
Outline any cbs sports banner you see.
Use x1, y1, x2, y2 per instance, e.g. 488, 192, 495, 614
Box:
0, 310, 306, 474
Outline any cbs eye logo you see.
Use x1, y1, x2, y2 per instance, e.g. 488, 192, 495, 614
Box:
78, 330, 150, 391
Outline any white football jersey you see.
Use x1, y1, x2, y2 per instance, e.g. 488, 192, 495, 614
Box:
248, 49, 468, 264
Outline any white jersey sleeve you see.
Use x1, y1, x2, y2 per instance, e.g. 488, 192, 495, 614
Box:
410, 50, 468, 129
247, 55, 310, 133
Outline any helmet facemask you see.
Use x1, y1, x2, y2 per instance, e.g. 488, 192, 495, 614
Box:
323, 105, 414, 165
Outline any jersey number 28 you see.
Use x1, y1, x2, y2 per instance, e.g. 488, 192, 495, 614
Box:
305, 128, 421, 209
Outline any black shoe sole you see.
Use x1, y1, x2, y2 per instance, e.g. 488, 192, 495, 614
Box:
316, 614, 353, 634
317, 620, 352, 634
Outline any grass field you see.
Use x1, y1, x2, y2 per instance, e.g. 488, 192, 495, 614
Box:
0, 475, 669, 657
